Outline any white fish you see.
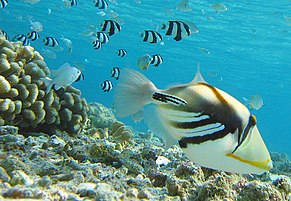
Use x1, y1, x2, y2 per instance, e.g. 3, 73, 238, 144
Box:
41, 63, 82, 92
22, 0, 41, 4
113, 68, 272, 174
81, 25, 98, 37
137, 54, 152, 70
41, 48, 57, 59
176, 0, 192, 12
211, 3, 228, 13
29, 20, 43, 32
242, 95, 264, 110
60, 35, 73, 54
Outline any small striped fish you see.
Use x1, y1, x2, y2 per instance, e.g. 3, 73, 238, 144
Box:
114, 67, 272, 175
0, 0, 8, 9
101, 20, 121, 36
141, 30, 162, 43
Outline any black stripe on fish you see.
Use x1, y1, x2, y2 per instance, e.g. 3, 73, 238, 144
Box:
111, 67, 120, 80
143, 30, 162, 43
27, 31, 39, 41
43, 37, 59, 47
95, 32, 109, 44
101, 20, 121, 36
93, 39, 102, 49
94, 0, 108, 9
151, 54, 163, 67
101, 80, 113, 92
13, 34, 30, 46
165, 21, 191, 41
0, 0, 8, 8
117, 49, 127, 57
70, 0, 77, 6
152, 92, 187, 106
232, 115, 257, 153
75, 72, 84, 82
175, 86, 244, 147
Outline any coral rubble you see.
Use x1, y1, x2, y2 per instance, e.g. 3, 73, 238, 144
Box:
0, 124, 291, 200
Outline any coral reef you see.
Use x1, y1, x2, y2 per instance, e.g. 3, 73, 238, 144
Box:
1, 124, 291, 200
0, 38, 88, 135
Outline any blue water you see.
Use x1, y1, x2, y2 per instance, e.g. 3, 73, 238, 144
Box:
1, 0, 291, 157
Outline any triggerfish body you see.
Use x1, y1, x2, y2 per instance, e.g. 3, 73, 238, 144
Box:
41, 63, 83, 92
114, 68, 272, 174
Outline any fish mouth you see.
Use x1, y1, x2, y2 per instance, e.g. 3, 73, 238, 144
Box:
226, 152, 273, 171
226, 125, 272, 172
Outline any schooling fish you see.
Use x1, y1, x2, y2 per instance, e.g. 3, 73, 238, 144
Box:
117, 49, 127, 58
176, 0, 192, 12
94, 0, 108, 9
27, 31, 40, 41
92, 39, 102, 49
137, 54, 152, 70
111, 67, 120, 80
101, 20, 121, 36
0, 0, 8, 8
101, 80, 113, 92
243, 95, 264, 110
114, 67, 272, 174
41, 63, 83, 92
13, 34, 30, 46
150, 54, 163, 67
211, 3, 228, 13
42, 37, 59, 47
60, 35, 73, 54
161, 20, 192, 41
94, 32, 110, 44
141, 30, 162, 44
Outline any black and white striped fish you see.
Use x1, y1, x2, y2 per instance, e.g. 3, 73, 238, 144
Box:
27, 31, 40, 41
117, 49, 127, 58
141, 30, 162, 44
0, 0, 8, 8
94, 0, 108, 9
101, 80, 113, 92
114, 67, 273, 175
42, 37, 59, 47
111, 67, 120, 80
101, 20, 121, 36
161, 20, 192, 41
150, 54, 163, 67
92, 39, 102, 49
13, 34, 30, 46
94, 32, 109, 44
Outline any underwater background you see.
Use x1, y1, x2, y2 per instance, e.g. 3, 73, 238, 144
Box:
1, 0, 291, 164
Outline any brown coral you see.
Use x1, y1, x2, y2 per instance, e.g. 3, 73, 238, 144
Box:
110, 121, 134, 143
0, 38, 88, 135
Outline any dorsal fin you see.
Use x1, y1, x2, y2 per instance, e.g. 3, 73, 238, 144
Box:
190, 63, 206, 84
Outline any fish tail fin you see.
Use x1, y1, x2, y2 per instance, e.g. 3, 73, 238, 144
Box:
114, 68, 158, 118
40, 77, 53, 93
